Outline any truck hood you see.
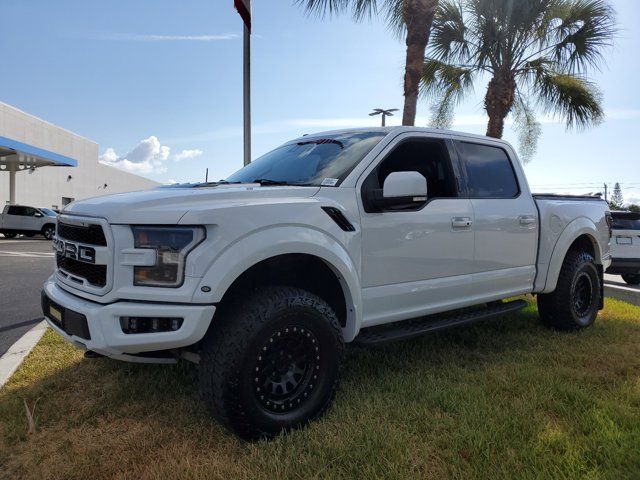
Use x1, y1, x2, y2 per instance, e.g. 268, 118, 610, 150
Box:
61, 184, 321, 224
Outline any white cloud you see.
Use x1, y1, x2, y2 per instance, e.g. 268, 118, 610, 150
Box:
174, 149, 203, 161
100, 136, 172, 174
97, 33, 239, 42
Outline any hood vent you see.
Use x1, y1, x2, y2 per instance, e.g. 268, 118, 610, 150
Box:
321, 207, 355, 232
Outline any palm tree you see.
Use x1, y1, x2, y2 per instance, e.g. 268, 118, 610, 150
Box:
421, 0, 615, 160
296, 0, 439, 126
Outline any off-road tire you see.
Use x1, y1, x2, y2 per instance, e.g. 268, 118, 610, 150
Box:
537, 250, 601, 331
621, 274, 640, 285
199, 286, 344, 440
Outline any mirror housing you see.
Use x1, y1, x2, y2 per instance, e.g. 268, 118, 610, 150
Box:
366, 171, 428, 211
34, 212, 43, 218
383, 171, 428, 199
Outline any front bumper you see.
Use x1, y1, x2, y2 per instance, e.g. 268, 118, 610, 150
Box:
606, 258, 640, 275
42, 276, 215, 363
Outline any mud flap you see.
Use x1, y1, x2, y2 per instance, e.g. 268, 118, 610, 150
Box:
598, 264, 604, 310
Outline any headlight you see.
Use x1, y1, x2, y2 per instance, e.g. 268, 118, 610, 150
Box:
131, 226, 205, 287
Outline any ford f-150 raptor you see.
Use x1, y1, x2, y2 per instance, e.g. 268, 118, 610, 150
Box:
42, 127, 612, 439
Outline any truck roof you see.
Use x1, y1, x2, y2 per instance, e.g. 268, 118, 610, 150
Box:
294, 126, 512, 147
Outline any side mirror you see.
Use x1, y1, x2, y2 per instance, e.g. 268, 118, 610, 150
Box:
34, 212, 43, 218
383, 171, 428, 200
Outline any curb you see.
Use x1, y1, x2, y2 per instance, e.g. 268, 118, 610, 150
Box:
0, 321, 48, 389
605, 283, 640, 307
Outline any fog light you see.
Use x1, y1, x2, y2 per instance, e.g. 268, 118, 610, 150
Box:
120, 316, 184, 334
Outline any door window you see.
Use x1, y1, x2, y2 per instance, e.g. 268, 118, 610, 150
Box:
7, 206, 27, 216
362, 139, 458, 211
456, 142, 519, 198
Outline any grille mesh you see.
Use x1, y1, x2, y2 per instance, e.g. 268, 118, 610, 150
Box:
56, 254, 107, 287
57, 222, 107, 246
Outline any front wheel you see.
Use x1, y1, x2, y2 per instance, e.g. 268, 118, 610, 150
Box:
42, 225, 56, 240
622, 274, 640, 285
199, 286, 344, 440
538, 250, 601, 331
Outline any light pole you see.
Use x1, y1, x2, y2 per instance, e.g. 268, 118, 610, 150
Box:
369, 108, 398, 127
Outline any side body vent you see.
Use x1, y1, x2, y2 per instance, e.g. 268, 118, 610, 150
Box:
321, 207, 356, 232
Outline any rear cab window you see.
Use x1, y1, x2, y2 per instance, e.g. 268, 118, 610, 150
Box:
455, 141, 519, 198
611, 212, 640, 230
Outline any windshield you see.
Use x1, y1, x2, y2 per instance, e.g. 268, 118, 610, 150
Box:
226, 131, 386, 186
40, 208, 57, 217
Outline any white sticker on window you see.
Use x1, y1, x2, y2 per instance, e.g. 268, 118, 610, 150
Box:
321, 178, 339, 186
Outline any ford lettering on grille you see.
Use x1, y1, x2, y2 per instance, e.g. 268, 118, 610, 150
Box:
53, 239, 96, 264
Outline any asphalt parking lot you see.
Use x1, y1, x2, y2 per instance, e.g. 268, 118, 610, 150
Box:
0, 237, 53, 356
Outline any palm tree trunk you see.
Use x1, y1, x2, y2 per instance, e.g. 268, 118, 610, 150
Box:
402, 0, 438, 126
484, 70, 516, 138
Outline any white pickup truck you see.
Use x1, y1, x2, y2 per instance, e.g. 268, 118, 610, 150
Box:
0, 205, 57, 239
42, 127, 612, 439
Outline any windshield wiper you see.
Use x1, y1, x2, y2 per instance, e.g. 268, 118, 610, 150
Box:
251, 178, 290, 186
251, 178, 316, 187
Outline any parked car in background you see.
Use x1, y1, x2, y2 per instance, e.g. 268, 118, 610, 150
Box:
606, 211, 640, 285
41, 127, 612, 439
0, 204, 57, 239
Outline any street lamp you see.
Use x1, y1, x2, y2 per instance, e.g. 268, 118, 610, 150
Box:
369, 108, 398, 127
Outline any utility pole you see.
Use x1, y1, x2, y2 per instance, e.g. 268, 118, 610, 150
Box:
369, 108, 398, 127
603, 182, 608, 202
205, 168, 209, 183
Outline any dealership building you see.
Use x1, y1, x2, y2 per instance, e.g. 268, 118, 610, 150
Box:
0, 102, 158, 209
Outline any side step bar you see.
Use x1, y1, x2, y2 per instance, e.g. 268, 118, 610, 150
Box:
354, 299, 528, 346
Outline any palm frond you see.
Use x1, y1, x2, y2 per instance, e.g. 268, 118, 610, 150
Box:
511, 95, 541, 163
294, 0, 379, 20
534, 67, 603, 128
429, 0, 470, 62
421, 58, 475, 128
551, 0, 616, 72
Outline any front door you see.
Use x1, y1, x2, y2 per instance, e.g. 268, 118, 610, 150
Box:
357, 134, 476, 327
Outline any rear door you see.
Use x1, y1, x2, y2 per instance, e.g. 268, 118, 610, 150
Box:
3, 206, 28, 230
453, 139, 538, 299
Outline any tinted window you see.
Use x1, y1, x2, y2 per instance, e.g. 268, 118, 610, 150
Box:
457, 142, 519, 198
7, 206, 27, 216
611, 213, 640, 230
226, 132, 386, 186
40, 208, 57, 217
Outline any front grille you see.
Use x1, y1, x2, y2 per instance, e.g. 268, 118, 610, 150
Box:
56, 254, 107, 287
57, 222, 107, 246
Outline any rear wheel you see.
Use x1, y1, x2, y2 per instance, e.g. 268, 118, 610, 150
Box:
538, 250, 601, 331
199, 286, 344, 440
622, 274, 640, 285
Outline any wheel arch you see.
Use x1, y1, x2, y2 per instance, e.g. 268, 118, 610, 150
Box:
541, 217, 602, 294
194, 227, 362, 342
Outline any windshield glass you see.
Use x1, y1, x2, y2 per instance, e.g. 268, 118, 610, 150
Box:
226, 131, 386, 186
40, 208, 57, 217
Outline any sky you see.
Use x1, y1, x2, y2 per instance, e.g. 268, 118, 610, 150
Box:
1, 0, 639, 203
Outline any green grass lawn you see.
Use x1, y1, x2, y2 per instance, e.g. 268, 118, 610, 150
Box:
1, 297, 640, 479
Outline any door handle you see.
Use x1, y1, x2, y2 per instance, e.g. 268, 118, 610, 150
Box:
452, 217, 473, 229
518, 215, 537, 226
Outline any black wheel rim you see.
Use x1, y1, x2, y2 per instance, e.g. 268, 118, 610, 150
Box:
45, 227, 54, 239
254, 326, 320, 414
572, 272, 594, 317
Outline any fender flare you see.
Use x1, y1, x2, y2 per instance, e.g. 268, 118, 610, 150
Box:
193, 226, 363, 342
541, 217, 602, 293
